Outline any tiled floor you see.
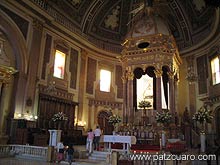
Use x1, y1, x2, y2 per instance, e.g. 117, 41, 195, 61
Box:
0, 145, 108, 165
0, 158, 53, 165
0, 158, 108, 165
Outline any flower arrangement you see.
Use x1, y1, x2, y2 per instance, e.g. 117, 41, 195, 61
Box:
192, 106, 213, 124
155, 110, 172, 124
138, 100, 151, 109
51, 112, 68, 122
108, 114, 122, 125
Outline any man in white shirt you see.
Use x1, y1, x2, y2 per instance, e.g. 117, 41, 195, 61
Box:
93, 126, 101, 150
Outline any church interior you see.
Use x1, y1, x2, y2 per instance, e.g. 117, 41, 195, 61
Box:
1, 0, 220, 164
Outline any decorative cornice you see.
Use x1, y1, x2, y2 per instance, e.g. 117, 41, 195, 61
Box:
88, 98, 122, 109
38, 84, 74, 101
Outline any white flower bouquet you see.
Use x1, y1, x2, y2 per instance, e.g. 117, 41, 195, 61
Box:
51, 112, 68, 122
192, 106, 213, 124
108, 114, 122, 125
155, 110, 172, 124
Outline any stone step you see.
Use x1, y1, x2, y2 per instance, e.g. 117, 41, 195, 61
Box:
88, 151, 110, 161
90, 151, 109, 156
15, 154, 46, 161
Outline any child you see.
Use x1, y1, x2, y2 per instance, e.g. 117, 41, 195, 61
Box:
66, 144, 74, 164
86, 129, 94, 154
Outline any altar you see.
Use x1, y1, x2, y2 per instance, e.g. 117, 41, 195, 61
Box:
102, 135, 136, 153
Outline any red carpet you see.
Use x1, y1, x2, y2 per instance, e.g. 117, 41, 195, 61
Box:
131, 144, 160, 152
111, 143, 160, 152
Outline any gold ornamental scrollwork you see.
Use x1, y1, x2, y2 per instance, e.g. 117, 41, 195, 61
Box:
0, 65, 17, 84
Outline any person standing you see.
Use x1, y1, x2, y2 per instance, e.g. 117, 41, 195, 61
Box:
86, 129, 94, 154
66, 144, 74, 164
93, 126, 101, 150
56, 141, 64, 163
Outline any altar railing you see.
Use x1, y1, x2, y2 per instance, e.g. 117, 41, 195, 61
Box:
0, 145, 48, 160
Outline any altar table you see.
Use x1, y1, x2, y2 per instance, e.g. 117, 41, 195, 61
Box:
103, 135, 136, 152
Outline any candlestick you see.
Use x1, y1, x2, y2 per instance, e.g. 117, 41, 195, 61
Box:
159, 138, 162, 150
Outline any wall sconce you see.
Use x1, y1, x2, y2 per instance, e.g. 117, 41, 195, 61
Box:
78, 121, 86, 126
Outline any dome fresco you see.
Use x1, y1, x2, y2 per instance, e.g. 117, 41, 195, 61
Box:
126, 14, 170, 39
34, 0, 218, 54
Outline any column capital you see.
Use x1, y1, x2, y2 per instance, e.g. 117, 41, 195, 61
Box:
126, 71, 134, 80
154, 69, 162, 78
167, 71, 175, 79
33, 18, 43, 31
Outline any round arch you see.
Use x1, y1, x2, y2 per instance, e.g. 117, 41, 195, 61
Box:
0, 10, 28, 73
0, 10, 28, 116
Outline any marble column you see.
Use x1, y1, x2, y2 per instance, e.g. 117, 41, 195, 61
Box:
168, 71, 175, 114
126, 69, 134, 124
122, 75, 127, 123
154, 69, 162, 111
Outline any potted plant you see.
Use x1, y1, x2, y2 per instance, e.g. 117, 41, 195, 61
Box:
192, 106, 213, 152
192, 106, 213, 131
155, 109, 172, 127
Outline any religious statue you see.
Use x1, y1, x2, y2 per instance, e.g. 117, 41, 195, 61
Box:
182, 107, 190, 124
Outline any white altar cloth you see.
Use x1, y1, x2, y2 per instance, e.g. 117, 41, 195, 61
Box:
103, 135, 136, 152
103, 135, 136, 146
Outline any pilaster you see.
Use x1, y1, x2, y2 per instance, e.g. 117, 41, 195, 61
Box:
25, 18, 43, 114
